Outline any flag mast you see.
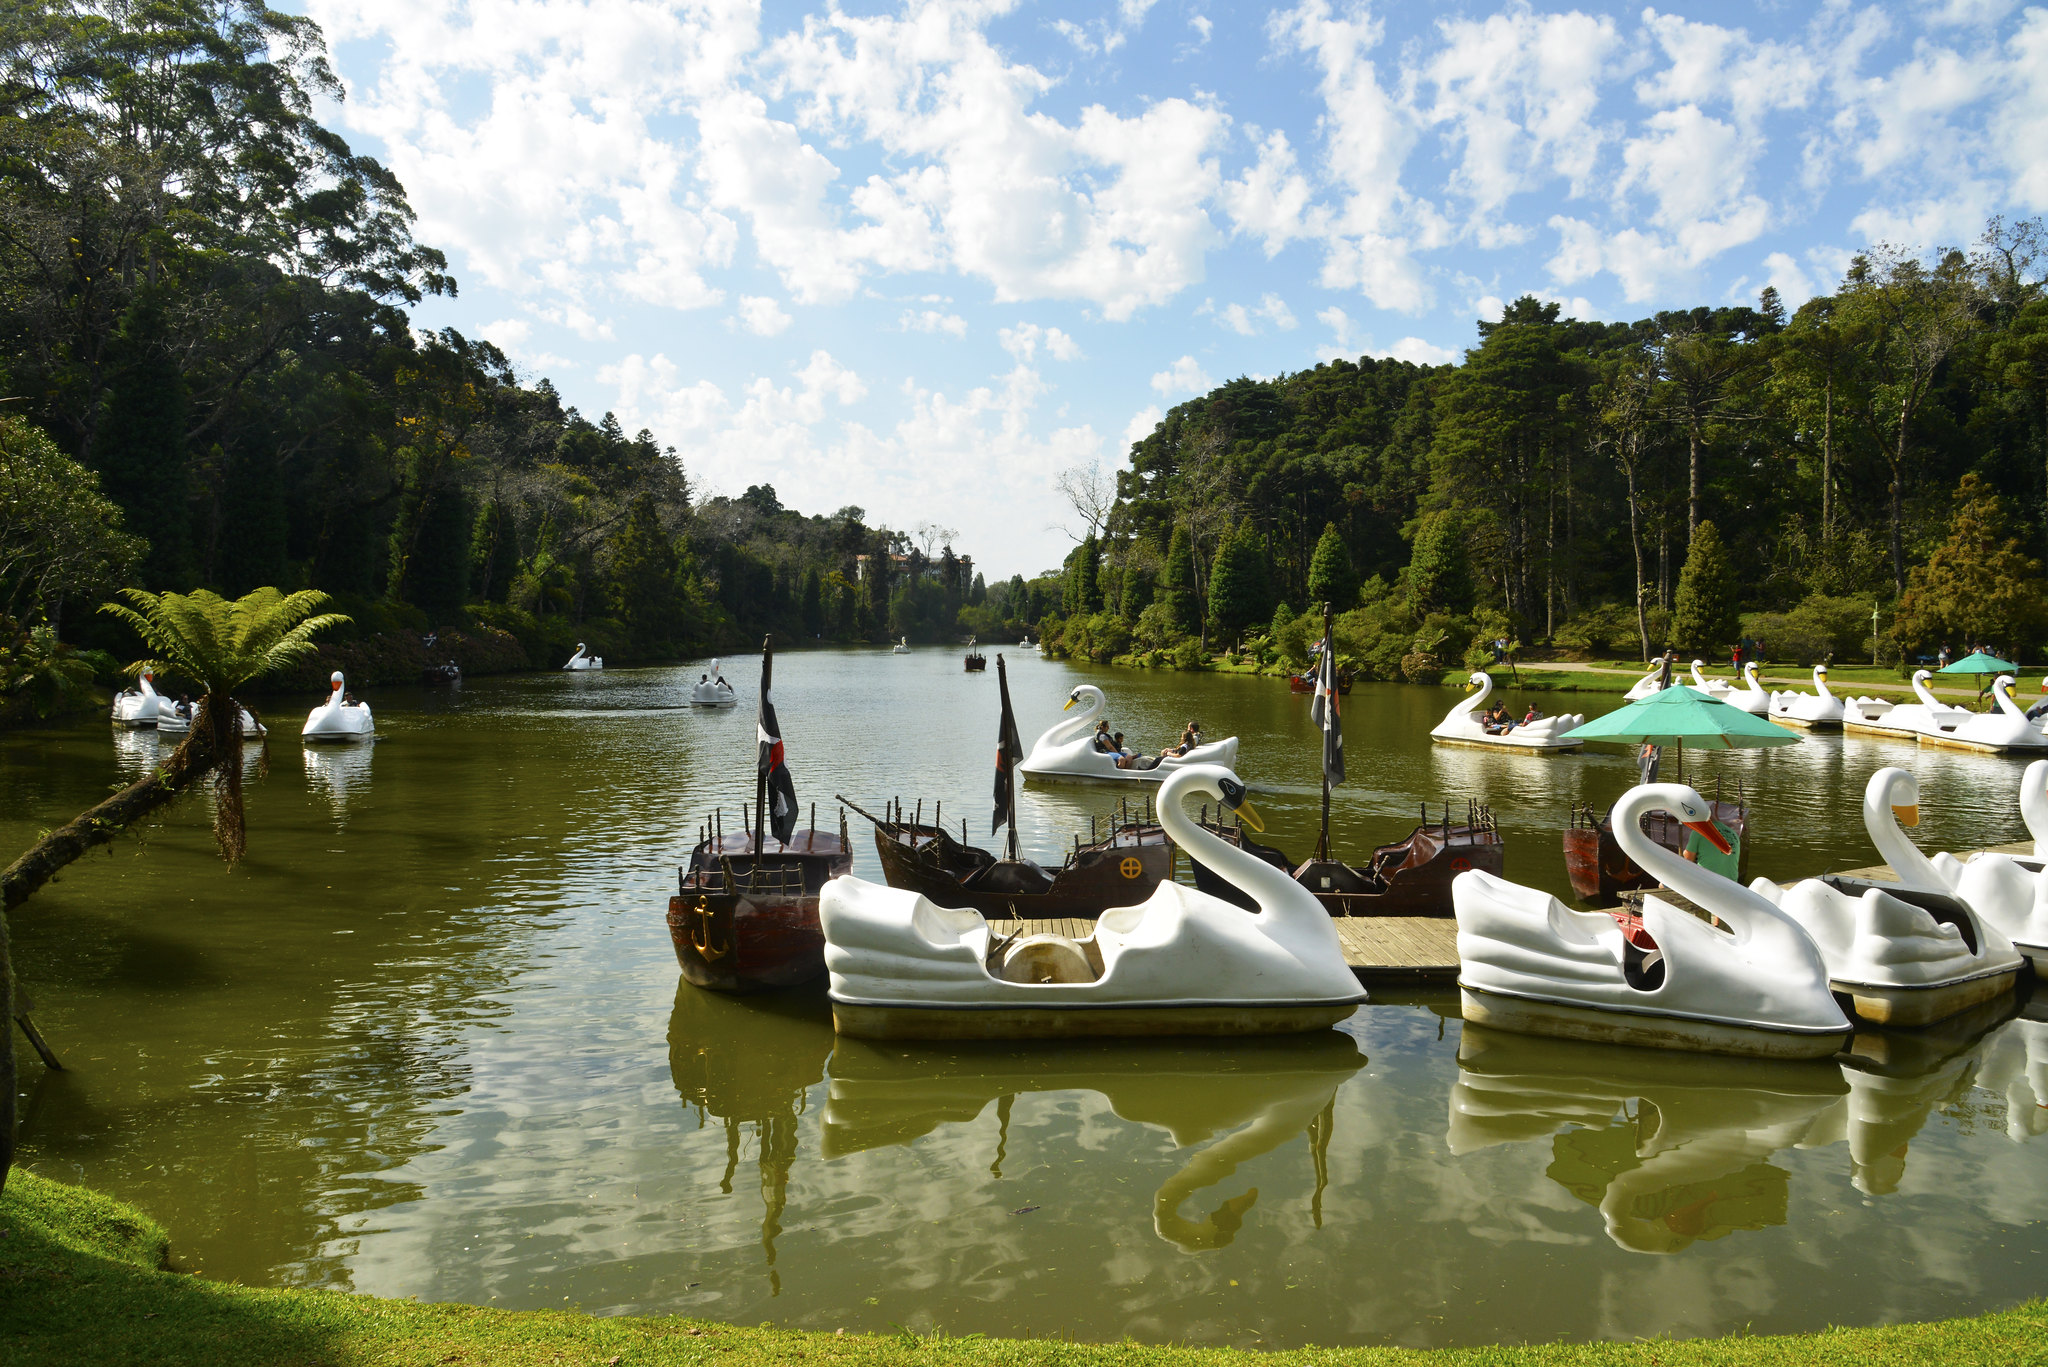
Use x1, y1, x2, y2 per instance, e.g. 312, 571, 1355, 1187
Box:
754, 634, 771, 859
1318, 601, 1333, 862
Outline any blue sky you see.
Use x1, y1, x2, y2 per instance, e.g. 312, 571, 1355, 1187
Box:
301, 0, 2048, 579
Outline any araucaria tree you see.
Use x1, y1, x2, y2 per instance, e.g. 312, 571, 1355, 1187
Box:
1891, 475, 2048, 656
1670, 520, 1739, 653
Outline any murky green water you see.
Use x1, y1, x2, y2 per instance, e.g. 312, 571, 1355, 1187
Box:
4, 650, 2045, 1348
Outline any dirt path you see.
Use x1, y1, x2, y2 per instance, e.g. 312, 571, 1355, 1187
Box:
1518, 660, 2011, 701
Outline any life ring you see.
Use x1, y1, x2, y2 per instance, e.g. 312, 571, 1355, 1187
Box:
1119, 856, 1144, 879
1449, 857, 1472, 872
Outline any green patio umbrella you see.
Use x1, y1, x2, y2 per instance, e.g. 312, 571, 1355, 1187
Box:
1568, 685, 1798, 878
1570, 685, 1800, 780
1938, 649, 2020, 701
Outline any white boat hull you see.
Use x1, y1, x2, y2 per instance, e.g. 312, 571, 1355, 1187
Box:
830, 998, 1361, 1041
1459, 985, 1850, 1061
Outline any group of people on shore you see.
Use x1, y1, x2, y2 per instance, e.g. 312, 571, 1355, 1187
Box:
1091, 718, 1201, 769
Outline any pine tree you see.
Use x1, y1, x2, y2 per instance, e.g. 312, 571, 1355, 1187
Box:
1892, 475, 2048, 654
1306, 521, 1356, 610
1670, 519, 1739, 652
1065, 535, 1100, 615
92, 290, 191, 588
606, 494, 681, 652
800, 567, 824, 636
1408, 511, 1470, 612
1160, 525, 1198, 636
1205, 521, 1268, 644
969, 572, 987, 606
1118, 543, 1154, 621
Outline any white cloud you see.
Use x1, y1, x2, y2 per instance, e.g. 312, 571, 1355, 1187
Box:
898, 309, 968, 337
479, 317, 531, 347
1188, 15, 1213, 45
1122, 405, 1164, 451
1150, 355, 1214, 397
1204, 293, 1298, 335
729, 295, 792, 337
1378, 337, 1460, 365
1761, 251, 1818, 306
1000, 324, 1081, 363
1314, 304, 1359, 360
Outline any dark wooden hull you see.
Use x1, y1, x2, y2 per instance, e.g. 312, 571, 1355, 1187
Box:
1191, 816, 1503, 917
964, 656, 986, 671
667, 828, 852, 992
1563, 802, 1747, 902
871, 820, 1172, 918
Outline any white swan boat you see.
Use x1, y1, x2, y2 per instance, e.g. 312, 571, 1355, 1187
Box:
1767, 664, 1845, 729
1018, 684, 1239, 782
892, 636, 909, 655
1842, 669, 1971, 738
818, 764, 1369, 1040
156, 700, 267, 739
1454, 782, 1852, 1059
1749, 768, 2021, 1026
109, 670, 172, 728
1688, 660, 1736, 699
1429, 671, 1584, 752
1623, 662, 1671, 700
1917, 675, 2048, 754
564, 642, 603, 670
301, 671, 375, 743
689, 659, 736, 706
1722, 661, 1772, 716
1933, 759, 2048, 971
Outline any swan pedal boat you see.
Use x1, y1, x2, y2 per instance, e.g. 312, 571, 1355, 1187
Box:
1923, 759, 2048, 972
564, 643, 603, 670
1455, 783, 1853, 1059
1767, 664, 1845, 730
689, 659, 737, 706
156, 701, 267, 739
863, 801, 1173, 919
1430, 671, 1584, 752
819, 765, 1369, 1040
1841, 669, 1970, 738
301, 672, 374, 742
1623, 663, 1671, 701
1018, 685, 1240, 783
1687, 660, 1736, 699
1190, 801, 1504, 917
1749, 768, 2022, 1027
892, 637, 909, 654
1914, 675, 2048, 754
109, 671, 172, 728
1721, 661, 1772, 716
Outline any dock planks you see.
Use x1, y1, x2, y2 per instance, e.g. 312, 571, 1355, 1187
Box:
988, 914, 1461, 985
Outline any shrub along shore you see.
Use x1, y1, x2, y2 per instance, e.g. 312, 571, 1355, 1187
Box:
3, 1171, 2042, 1366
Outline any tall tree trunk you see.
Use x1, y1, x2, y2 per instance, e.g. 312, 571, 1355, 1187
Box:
1626, 455, 1650, 662
1, 901, 13, 1190
1821, 373, 1835, 543
1890, 403, 1912, 596
1687, 416, 1703, 544
2, 727, 219, 912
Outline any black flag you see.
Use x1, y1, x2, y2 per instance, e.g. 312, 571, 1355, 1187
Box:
756, 641, 798, 844
1310, 630, 1344, 788
992, 654, 1024, 844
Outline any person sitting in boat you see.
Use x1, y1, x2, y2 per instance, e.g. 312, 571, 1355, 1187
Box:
2029, 678, 2048, 723
1110, 732, 1142, 768
1482, 702, 1513, 734
1160, 721, 1201, 758
175, 694, 193, 718
1522, 704, 1541, 725
1092, 720, 1117, 753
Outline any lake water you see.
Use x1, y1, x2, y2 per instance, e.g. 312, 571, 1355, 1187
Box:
4, 648, 2045, 1348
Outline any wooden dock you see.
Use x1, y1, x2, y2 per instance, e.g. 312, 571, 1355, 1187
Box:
988, 915, 1462, 986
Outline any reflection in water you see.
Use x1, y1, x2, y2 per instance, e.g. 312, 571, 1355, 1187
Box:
109, 725, 164, 779
821, 1033, 1364, 1252
666, 984, 833, 1295
1832, 994, 2016, 1194
302, 742, 374, 822
1983, 1007, 2048, 1143
1449, 1026, 1848, 1254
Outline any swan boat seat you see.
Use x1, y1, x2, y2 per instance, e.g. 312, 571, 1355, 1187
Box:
820, 765, 1369, 1040
666, 814, 854, 993
1190, 800, 1504, 916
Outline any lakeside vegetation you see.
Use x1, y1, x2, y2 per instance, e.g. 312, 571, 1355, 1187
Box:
6, 1170, 2044, 1367
1032, 224, 2048, 683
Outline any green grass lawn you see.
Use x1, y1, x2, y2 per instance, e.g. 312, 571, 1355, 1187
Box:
4, 1171, 2044, 1366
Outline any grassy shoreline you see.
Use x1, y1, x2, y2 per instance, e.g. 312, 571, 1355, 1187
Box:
4, 1171, 2043, 1366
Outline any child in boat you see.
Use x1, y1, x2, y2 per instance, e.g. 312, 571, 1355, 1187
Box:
1160, 721, 1201, 758
1111, 732, 1139, 767
1483, 702, 1512, 733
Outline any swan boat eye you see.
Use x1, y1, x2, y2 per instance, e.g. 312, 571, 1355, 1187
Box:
1217, 777, 1247, 808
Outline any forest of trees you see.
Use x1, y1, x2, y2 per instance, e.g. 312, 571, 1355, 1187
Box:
1041, 221, 2048, 678
0, 1, 1007, 703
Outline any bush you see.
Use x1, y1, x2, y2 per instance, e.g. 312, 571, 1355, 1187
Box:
1170, 637, 1209, 671
1554, 602, 1640, 657
1741, 594, 1870, 667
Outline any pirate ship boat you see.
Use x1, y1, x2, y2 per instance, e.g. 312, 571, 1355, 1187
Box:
846, 793, 1173, 917
1191, 605, 1504, 917
844, 654, 1173, 917
1563, 779, 1748, 902
665, 637, 853, 992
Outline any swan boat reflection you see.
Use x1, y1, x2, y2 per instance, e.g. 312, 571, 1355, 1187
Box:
1449, 1025, 1849, 1254
821, 1032, 1364, 1251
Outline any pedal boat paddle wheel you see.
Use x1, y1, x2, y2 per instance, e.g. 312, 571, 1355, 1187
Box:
1193, 801, 1503, 916
1749, 767, 2022, 1027
819, 765, 1369, 1040
1455, 783, 1853, 1059
1018, 684, 1240, 783
1564, 784, 1748, 902
844, 794, 1172, 918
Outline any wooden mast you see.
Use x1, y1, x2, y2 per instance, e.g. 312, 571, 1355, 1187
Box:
1317, 600, 1333, 863
754, 633, 771, 859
